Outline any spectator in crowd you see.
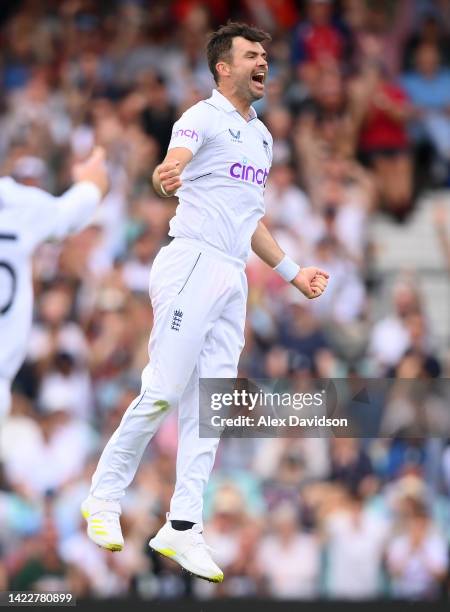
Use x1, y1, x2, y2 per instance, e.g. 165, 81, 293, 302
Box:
350, 60, 414, 220
403, 12, 450, 71
321, 488, 389, 599
328, 438, 374, 495
386, 498, 448, 600
140, 72, 177, 161
291, 0, 349, 72
369, 278, 423, 373
402, 43, 450, 186
256, 500, 321, 599
200, 484, 253, 597
264, 161, 313, 256
10, 516, 68, 592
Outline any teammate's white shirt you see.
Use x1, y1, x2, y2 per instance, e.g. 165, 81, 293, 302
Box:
168, 89, 273, 261
0, 178, 101, 384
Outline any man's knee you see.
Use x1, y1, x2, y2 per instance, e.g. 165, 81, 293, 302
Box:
140, 388, 181, 414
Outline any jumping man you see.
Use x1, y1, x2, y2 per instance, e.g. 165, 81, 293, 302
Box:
82, 22, 329, 583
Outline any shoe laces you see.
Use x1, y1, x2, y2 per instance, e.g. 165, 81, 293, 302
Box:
189, 524, 214, 553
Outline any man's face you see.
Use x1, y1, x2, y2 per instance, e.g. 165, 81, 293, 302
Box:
416, 44, 440, 76
225, 36, 268, 101
308, 0, 332, 25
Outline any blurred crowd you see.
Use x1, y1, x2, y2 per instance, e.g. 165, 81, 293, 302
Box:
1, 0, 450, 602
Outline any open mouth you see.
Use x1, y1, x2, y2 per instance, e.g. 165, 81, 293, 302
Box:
251, 72, 266, 85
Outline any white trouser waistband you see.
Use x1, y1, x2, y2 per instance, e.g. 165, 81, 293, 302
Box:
170, 237, 245, 269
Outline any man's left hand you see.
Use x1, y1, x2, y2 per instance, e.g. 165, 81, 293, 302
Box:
291, 267, 329, 299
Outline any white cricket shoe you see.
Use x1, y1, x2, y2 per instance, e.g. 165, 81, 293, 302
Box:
149, 521, 224, 583
81, 495, 124, 552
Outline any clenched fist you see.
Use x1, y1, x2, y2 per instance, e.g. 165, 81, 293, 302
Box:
292, 267, 329, 299
157, 160, 182, 197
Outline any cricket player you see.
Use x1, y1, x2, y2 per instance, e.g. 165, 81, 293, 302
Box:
82, 23, 329, 582
0, 148, 108, 419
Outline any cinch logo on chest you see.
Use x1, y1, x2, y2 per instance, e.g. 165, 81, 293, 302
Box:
229, 162, 269, 186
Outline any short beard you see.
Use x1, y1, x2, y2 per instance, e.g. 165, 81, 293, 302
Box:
251, 89, 264, 101
236, 78, 262, 103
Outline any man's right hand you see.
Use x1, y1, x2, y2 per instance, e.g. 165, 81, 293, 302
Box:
72, 146, 109, 197
157, 160, 182, 196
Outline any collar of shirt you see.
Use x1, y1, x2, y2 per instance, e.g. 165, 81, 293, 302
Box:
210, 89, 258, 121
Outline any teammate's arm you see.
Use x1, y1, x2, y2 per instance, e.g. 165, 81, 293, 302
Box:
152, 148, 193, 198
3, 147, 109, 249
251, 220, 329, 299
45, 146, 109, 240
51, 146, 109, 235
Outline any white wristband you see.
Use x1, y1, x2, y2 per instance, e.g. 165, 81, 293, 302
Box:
273, 255, 300, 282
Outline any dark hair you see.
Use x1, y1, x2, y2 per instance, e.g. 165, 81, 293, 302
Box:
206, 21, 271, 84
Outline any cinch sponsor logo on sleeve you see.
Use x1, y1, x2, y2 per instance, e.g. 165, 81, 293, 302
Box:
173, 128, 199, 142
229, 163, 269, 186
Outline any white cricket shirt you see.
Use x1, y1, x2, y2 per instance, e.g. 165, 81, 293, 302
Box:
0, 178, 101, 382
167, 89, 273, 261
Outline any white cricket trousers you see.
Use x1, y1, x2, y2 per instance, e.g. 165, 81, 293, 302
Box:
90, 237, 247, 526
